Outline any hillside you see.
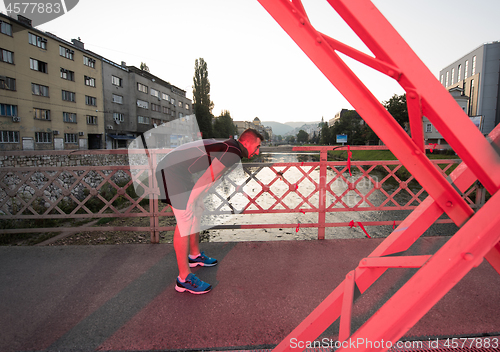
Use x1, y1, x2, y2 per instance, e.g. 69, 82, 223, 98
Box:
262, 121, 321, 136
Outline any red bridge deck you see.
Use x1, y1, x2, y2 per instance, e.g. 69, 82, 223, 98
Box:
1, 237, 499, 351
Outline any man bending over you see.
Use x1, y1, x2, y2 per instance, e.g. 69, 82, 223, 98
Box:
156, 129, 263, 294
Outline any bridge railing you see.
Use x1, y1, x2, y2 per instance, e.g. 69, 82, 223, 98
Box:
0, 146, 481, 242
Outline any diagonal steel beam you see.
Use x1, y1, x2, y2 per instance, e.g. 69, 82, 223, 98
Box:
329, 0, 500, 195
265, 99, 500, 352
257, 0, 474, 227
343, 185, 500, 351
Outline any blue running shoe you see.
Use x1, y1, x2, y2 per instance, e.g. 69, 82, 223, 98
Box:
189, 251, 218, 267
175, 273, 211, 294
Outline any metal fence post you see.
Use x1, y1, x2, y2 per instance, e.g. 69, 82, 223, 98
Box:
318, 149, 327, 240
150, 150, 160, 244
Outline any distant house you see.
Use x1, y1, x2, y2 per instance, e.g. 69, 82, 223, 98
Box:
432, 41, 500, 146
329, 109, 363, 126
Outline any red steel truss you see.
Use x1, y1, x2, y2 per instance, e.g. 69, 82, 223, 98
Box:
256, 0, 500, 351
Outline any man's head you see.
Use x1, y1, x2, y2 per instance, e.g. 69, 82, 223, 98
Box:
238, 129, 264, 158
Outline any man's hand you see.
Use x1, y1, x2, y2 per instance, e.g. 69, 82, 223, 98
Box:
194, 198, 205, 217
186, 196, 205, 218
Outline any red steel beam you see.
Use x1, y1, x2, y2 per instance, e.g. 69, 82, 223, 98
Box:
342, 189, 500, 351
485, 242, 500, 275
339, 271, 356, 342
328, 0, 500, 194
269, 124, 500, 352
256, 0, 475, 227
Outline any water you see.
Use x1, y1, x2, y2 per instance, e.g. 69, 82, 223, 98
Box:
204, 153, 456, 242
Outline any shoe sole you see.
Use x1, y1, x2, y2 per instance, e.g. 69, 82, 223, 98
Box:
189, 261, 218, 268
175, 285, 211, 294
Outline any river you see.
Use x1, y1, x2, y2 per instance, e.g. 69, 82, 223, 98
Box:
204, 152, 458, 242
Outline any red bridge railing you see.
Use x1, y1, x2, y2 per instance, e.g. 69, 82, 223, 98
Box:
0, 146, 478, 243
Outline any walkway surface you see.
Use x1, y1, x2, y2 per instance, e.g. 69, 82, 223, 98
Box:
1, 237, 499, 352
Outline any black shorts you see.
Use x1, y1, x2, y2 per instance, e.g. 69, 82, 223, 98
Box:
158, 169, 194, 210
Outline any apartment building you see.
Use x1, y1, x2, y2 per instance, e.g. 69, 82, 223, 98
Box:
1, 13, 193, 151
433, 41, 500, 142
0, 14, 104, 151
102, 62, 193, 149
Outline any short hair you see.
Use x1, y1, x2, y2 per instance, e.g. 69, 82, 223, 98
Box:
239, 128, 264, 142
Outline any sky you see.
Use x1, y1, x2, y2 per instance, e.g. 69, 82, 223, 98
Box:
3, 0, 499, 124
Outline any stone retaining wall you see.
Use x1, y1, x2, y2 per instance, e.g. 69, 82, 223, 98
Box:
0, 152, 130, 168
0, 152, 146, 215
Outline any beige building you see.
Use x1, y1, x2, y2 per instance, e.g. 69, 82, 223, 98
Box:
0, 14, 104, 150
233, 117, 272, 140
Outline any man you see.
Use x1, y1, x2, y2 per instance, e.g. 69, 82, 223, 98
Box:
156, 129, 263, 294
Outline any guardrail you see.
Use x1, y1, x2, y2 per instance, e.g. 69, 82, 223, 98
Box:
0, 146, 482, 242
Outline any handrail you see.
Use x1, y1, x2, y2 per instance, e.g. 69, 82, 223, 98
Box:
0, 147, 474, 242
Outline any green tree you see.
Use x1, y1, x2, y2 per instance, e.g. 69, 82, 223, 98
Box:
383, 94, 408, 130
310, 131, 319, 144
193, 58, 214, 138
297, 129, 309, 143
330, 110, 365, 145
213, 110, 237, 138
320, 122, 331, 145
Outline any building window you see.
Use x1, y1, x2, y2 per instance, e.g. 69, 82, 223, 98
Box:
62, 90, 76, 102
30, 58, 48, 73
151, 88, 159, 98
151, 103, 160, 112
87, 115, 98, 125
137, 100, 148, 109
35, 132, 52, 143
85, 95, 97, 106
138, 116, 150, 124
464, 60, 469, 80
0, 76, 16, 91
185, 103, 189, 110
451, 68, 455, 85
0, 21, 13, 36
0, 104, 18, 116
179, 112, 183, 118
472, 55, 476, 75
445, 71, 449, 87
0, 131, 19, 143
440, 74, 444, 85
162, 106, 169, 114
59, 45, 74, 60
60, 68, 75, 81
162, 92, 169, 101
113, 112, 124, 122
28, 32, 47, 49
112, 94, 123, 104
63, 112, 77, 123
84, 76, 96, 87
32, 83, 49, 97
425, 123, 432, 133
83, 56, 96, 68
34, 108, 50, 120
1, 48, 14, 64
137, 83, 148, 94
457, 64, 462, 82
64, 133, 78, 144
111, 75, 122, 87
170, 98, 175, 105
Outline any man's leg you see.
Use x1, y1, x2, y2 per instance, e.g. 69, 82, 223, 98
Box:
189, 232, 200, 257
173, 224, 191, 280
